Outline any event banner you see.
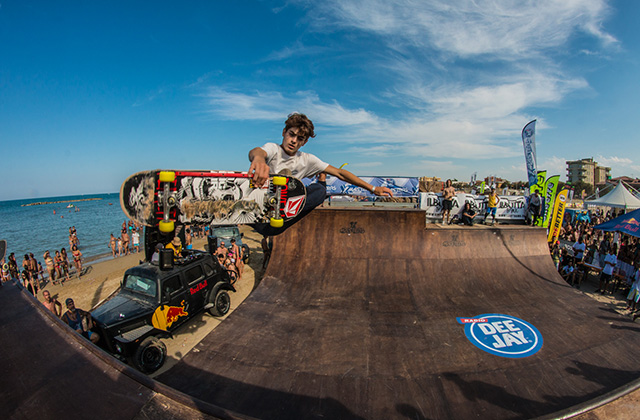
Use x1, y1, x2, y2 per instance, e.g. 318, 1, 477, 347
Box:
530, 170, 547, 227
542, 175, 560, 228
522, 120, 538, 189
547, 189, 568, 243
303, 176, 419, 198
419, 192, 527, 221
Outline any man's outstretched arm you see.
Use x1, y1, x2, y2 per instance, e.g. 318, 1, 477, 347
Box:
248, 147, 270, 187
323, 165, 393, 197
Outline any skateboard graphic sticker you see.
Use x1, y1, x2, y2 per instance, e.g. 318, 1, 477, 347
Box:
121, 170, 306, 231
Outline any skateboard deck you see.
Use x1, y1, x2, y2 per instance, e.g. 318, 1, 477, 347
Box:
120, 170, 307, 233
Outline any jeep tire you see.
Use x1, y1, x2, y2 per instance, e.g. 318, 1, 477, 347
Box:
132, 336, 167, 374
209, 289, 231, 317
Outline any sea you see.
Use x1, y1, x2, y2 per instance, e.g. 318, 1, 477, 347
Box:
0, 193, 130, 267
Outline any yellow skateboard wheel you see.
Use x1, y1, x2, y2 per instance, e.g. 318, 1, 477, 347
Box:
159, 171, 176, 182
272, 176, 287, 186
159, 220, 175, 233
269, 217, 284, 228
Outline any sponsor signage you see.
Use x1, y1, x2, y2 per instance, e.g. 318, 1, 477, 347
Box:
458, 313, 543, 358
420, 193, 527, 221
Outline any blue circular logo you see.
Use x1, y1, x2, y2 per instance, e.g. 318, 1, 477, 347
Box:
457, 314, 543, 358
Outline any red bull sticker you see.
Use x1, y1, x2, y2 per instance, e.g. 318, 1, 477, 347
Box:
152, 300, 189, 331
458, 314, 543, 358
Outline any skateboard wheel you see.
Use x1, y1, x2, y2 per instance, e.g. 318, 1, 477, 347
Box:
159, 171, 176, 183
269, 217, 284, 228
272, 176, 287, 186
159, 220, 175, 233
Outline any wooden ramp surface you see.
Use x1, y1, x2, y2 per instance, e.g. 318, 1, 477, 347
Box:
3, 207, 640, 419
158, 208, 640, 419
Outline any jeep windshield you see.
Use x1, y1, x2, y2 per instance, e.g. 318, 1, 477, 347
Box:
123, 274, 158, 298
214, 227, 238, 237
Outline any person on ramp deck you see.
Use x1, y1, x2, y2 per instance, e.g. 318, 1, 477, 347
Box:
248, 113, 393, 235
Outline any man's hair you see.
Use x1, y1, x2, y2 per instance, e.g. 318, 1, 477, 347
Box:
285, 113, 315, 140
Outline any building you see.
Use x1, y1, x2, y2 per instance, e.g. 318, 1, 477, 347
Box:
566, 158, 611, 187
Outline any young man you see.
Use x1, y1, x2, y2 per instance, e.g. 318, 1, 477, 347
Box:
483, 188, 500, 226
528, 190, 542, 226
441, 180, 456, 225
61, 298, 100, 344
248, 113, 393, 235
42, 290, 62, 317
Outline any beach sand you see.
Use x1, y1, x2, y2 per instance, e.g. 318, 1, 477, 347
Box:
34, 225, 266, 378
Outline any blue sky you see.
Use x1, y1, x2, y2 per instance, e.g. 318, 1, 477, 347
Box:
1, 0, 639, 200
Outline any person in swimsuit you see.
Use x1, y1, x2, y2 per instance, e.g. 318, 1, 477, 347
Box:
43, 251, 57, 285
71, 245, 83, 276
42, 290, 62, 317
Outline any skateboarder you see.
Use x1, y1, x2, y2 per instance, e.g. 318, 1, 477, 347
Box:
248, 113, 393, 235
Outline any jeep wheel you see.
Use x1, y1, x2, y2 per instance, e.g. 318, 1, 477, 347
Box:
209, 290, 231, 317
242, 244, 250, 263
133, 337, 166, 374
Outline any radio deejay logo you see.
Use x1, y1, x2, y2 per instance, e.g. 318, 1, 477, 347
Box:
457, 314, 543, 358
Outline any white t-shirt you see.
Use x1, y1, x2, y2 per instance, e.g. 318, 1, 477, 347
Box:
572, 242, 586, 259
260, 142, 329, 180
132, 232, 140, 245
603, 253, 617, 275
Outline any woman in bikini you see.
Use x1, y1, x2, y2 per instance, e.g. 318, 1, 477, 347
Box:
71, 245, 83, 276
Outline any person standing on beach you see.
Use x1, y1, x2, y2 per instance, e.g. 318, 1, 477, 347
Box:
121, 228, 130, 256
22, 255, 32, 285
247, 113, 393, 235
42, 290, 62, 317
109, 234, 117, 258
71, 245, 83, 276
441, 179, 456, 225
132, 229, 140, 254
44, 251, 56, 285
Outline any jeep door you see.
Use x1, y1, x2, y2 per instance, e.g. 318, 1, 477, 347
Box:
159, 274, 191, 332
184, 263, 208, 312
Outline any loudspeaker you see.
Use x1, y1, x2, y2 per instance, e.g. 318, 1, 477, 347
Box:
159, 249, 174, 270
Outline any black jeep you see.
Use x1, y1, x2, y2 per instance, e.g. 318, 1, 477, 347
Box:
91, 250, 235, 374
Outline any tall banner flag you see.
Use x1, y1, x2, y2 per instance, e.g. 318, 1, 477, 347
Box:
522, 120, 537, 189
548, 189, 569, 243
529, 170, 546, 227
542, 175, 560, 228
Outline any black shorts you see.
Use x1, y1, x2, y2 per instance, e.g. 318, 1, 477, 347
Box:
600, 272, 612, 283
442, 199, 453, 211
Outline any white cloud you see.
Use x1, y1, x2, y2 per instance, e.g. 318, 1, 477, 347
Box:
302, 0, 617, 58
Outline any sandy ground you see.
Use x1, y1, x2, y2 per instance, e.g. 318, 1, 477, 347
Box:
34, 225, 266, 378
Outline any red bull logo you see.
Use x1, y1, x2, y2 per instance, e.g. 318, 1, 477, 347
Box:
152, 300, 189, 331
625, 218, 640, 227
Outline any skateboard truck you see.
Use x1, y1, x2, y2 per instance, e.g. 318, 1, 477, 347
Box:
269, 176, 288, 228
158, 171, 177, 233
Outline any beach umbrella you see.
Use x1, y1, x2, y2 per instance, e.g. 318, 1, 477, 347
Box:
594, 207, 640, 238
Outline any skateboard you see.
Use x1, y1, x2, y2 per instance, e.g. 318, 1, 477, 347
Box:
120, 170, 307, 233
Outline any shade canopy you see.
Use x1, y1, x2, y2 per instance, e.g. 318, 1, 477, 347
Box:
585, 182, 640, 209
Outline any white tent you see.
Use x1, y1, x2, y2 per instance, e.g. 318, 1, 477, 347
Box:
584, 181, 640, 210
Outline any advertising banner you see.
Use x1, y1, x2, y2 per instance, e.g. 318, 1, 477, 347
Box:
547, 189, 568, 243
304, 176, 419, 198
420, 192, 527, 221
542, 175, 560, 228
522, 120, 538, 189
